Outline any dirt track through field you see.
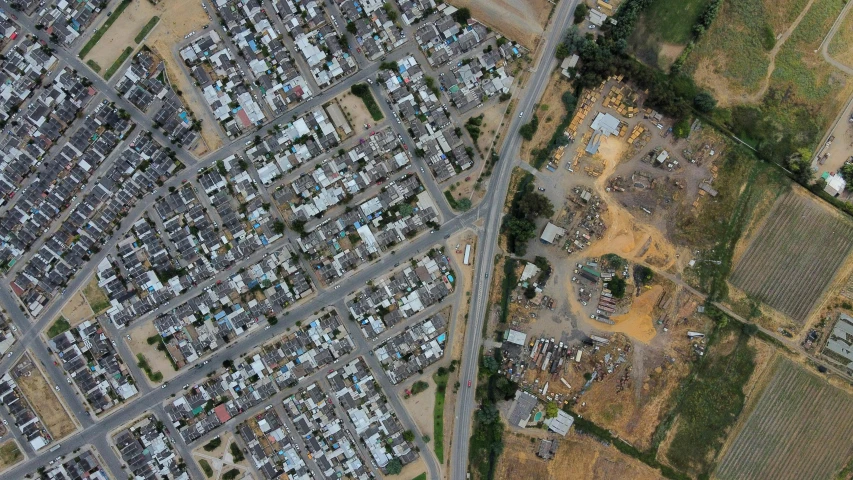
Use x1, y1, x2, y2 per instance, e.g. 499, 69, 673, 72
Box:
738, 0, 817, 103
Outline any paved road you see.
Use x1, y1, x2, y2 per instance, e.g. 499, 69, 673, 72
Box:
819, 0, 853, 75
449, 1, 579, 479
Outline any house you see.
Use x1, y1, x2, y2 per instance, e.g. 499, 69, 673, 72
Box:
823, 172, 847, 197
545, 409, 574, 436
540, 222, 566, 244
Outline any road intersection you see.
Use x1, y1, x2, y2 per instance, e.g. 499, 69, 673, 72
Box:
0, 0, 578, 478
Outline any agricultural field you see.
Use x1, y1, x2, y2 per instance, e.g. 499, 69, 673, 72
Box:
629, 0, 711, 69
715, 357, 853, 480
686, 0, 810, 102
730, 190, 853, 324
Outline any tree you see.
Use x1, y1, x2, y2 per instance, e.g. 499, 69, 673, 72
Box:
524, 285, 537, 299
482, 355, 499, 374
452, 7, 471, 24
456, 198, 472, 211
385, 458, 403, 475
556, 43, 571, 59
742, 323, 759, 336
346, 22, 357, 35
841, 163, 853, 185
291, 219, 307, 234
673, 118, 691, 139
693, 92, 717, 113
272, 220, 286, 235
609, 274, 627, 298
573, 3, 589, 24
635, 265, 653, 283
402, 430, 415, 442
545, 401, 559, 418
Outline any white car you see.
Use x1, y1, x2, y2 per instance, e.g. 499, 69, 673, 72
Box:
519, 111, 524, 118
334, 285, 341, 289
54, 385, 60, 391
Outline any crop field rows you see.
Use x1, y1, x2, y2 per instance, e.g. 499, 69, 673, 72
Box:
715, 358, 853, 480
730, 192, 853, 323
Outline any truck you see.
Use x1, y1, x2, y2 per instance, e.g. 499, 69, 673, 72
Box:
49, 444, 62, 453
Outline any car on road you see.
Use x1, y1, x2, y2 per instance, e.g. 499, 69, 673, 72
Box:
444, 234, 450, 239
519, 111, 524, 117
468, 380, 471, 387
183, 384, 190, 389
67, 377, 72, 384
538, 187, 546, 191
161, 383, 168, 389
54, 385, 60, 391
334, 285, 340, 289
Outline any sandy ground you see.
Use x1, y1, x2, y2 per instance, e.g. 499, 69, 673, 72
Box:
143, 0, 222, 153
126, 321, 180, 385
15, 354, 78, 441
85, 1, 159, 68
495, 430, 664, 480
193, 432, 252, 479
336, 92, 375, 138
398, 456, 428, 479
404, 379, 436, 440
597, 285, 662, 343
0, 440, 23, 472
813, 97, 853, 178
448, 0, 553, 50
59, 292, 95, 327
82, 277, 111, 315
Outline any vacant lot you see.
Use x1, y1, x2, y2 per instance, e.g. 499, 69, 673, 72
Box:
85, 0, 159, 74
0, 441, 22, 472
660, 327, 756, 477
687, 0, 810, 102
448, 0, 552, 50
60, 292, 95, 327
336, 92, 371, 135
828, 4, 853, 68
82, 277, 111, 314
715, 357, 853, 480
730, 190, 853, 324
127, 321, 179, 385
630, 0, 711, 69
15, 356, 77, 440
495, 431, 664, 480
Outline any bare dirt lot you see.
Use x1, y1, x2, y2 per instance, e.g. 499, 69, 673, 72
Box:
85, 1, 157, 70
404, 378, 436, 440
448, 0, 553, 50
495, 430, 664, 480
143, 0, 223, 153
336, 92, 374, 137
59, 292, 95, 327
126, 321, 180, 385
14, 354, 77, 441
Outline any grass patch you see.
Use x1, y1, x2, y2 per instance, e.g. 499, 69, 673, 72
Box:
198, 459, 213, 478
134, 16, 160, 44
229, 442, 244, 463
640, 0, 711, 44
46, 316, 71, 338
86, 60, 102, 73
222, 469, 239, 480
662, 321, 756, 476
78, 0, 132, 58
432, 370, 448, 463
350, 84, 384, 121
136, 353, 164, 383
411, 474, 427, 480
410, 380, 429, 395
82, 278, 111, 314
0, 441, 22, 468
444, 191, 471, 211
203, 437, 222, 451
104, 47, 134, 80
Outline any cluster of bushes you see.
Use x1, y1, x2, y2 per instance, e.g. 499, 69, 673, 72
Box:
444, 190, 472, 211
501, 174, 554, 256
465, 115, 484, 142
518, 115, 539, 141
350, 84, 384, 121
530, 91, 578, 169
470, 349, 518, 480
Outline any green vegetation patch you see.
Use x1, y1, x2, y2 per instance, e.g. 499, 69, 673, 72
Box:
78, 0, 132, 58
410, 380, 429, 395
0, 441, 22, 467
498, 258, 518, 324
469, 349, 518, 480
104, 47, 134, 80
444, 190, 472, 211
222, 469, 239, 480
662, 323, 756, 476
203, 437, 222, 451
432, 370, 447, 463
46, 316, 71, 338
198, 459, 213, 478
530, 91, 577, 169
136, 353, 164, 383
134, 16, 160, 44
411, 474, 427, 480
350, 84, 384, 121
229, 442, 245, 463
86, 60, 102, 73
501, 173, 554, 256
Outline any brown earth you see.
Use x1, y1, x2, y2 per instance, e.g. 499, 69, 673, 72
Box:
82, 277, 111, 315
59, 292, 95, 327
448, 0, 554, 50
126, 321, 180, 385
0, 440, 23, 472
520, 72, 572, 162
404, 379, 436, 440
495, 430, 665, 480
336, 92, 373, 138
597, 285, 662, 343
15, 355, 78, 440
